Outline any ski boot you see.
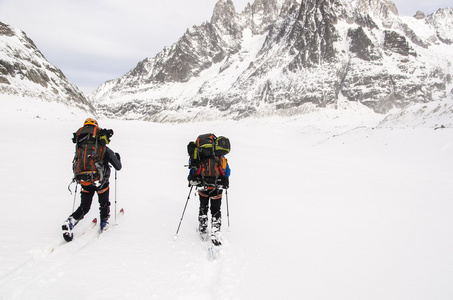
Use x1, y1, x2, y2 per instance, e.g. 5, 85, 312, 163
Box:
198, 215, 208, 241
62, 216, 77, 242
211, 217, 222, 246
100, 218, 109, 232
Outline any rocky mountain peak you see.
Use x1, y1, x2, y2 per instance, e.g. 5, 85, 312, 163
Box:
426, 7, 453, 44
212, 0, 237, 23
414, 10, 426, 19
243, 0, 286, 34
352, 0, 399, 19
211, 0, 243, 38
88, 0, 453, 122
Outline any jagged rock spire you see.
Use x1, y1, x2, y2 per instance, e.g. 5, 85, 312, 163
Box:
288, 0, 340, 69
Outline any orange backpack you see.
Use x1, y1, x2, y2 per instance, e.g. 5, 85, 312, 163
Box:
72, 125, 106, 184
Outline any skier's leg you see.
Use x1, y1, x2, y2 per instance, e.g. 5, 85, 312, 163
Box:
97, 185, 110, 220
210, 189, 223, 246
62, 184, 94, 241
210, 189, 222, 220
71, 185, 95, 221
97, 184, 111, 230
198, 190, 209, 233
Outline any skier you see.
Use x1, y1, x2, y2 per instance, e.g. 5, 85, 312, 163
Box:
187, 134, 231, 246
62, 118, 122, 241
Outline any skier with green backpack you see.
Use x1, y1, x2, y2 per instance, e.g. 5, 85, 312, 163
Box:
62, 118, 122, 242
187, 133, 231, 246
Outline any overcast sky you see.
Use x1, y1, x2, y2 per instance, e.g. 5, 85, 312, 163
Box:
0, 0, 451, 95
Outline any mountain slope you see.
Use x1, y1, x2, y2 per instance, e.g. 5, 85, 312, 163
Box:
0, 22, 95, 114
89, 0, 453, 122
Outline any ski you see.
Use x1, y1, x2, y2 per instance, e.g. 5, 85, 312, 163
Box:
118, 207, 125, 217
200, 231, 209, 242
52, 218, 98, 253
60, 217, 97, 243
196, 227, 209, 242
207, 232, 223, 260
195, 227, 222, 260
208, 242, 221, 261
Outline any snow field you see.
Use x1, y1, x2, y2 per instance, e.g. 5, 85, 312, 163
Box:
1, 104, 453, 299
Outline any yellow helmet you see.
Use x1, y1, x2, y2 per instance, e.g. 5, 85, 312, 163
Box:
84, 118, 98, 127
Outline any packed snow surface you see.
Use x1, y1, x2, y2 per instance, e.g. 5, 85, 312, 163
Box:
1, 96, 453, 299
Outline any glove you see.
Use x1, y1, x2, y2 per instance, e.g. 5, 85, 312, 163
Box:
115, 152, 121, 161
105, 129, 114, 137
222, 177, 229, 189
188, 171, 201, 187
189, 179, 201, 187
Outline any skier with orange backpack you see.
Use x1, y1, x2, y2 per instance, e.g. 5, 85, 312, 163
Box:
62, 118, 122, 242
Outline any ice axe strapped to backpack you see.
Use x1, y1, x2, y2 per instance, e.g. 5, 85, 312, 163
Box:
187, 133, 230, 188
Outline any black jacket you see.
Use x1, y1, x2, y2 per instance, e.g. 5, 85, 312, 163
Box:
103, 147, 122, 182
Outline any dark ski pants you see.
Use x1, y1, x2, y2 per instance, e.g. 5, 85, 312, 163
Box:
198, 188, 222, 219
72, 183, 110, 221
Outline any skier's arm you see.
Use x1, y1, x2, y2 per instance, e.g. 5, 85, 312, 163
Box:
106, 147, 122, 171
225, 163, 231, 177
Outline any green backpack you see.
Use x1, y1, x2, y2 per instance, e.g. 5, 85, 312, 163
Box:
187, 134, 231, 187
192, 134, 230, 159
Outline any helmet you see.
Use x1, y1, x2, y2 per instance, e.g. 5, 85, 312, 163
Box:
84, 118, 98, 126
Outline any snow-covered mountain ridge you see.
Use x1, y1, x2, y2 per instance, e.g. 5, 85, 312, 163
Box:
89, 0, 453, 122
0, 22, 95, 115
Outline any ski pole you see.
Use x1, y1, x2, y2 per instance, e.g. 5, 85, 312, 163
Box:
115, 170, 118, 223
175, 186, 193, 239
226, 188, 230, 231
72, 183, 78, 213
